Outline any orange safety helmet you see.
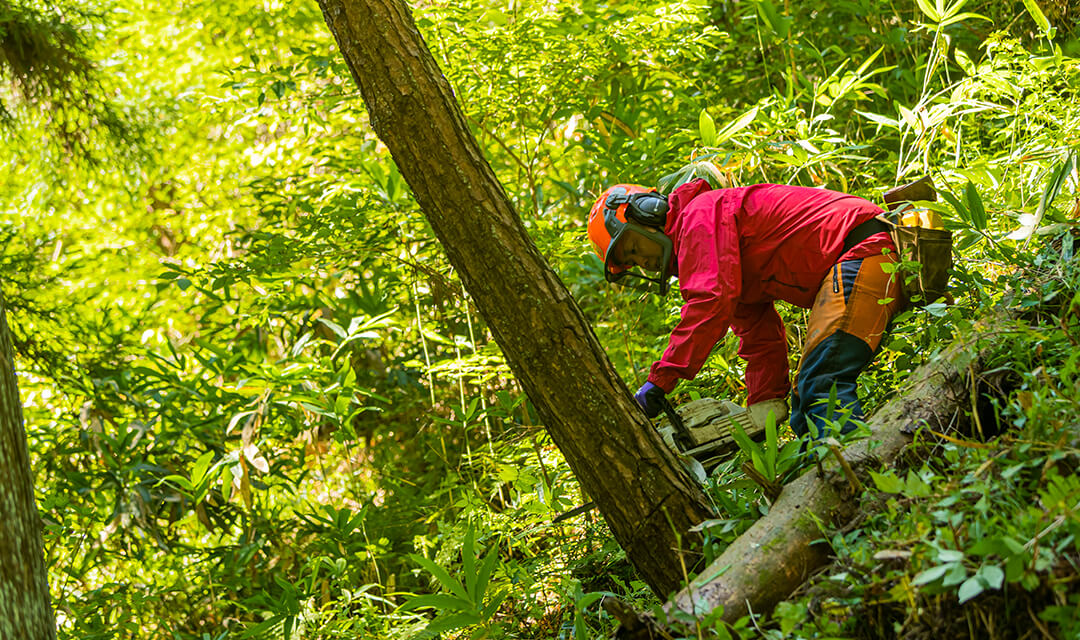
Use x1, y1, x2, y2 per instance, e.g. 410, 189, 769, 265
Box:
587, 184, 674, 295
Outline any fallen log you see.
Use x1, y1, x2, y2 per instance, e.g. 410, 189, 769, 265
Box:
613, 314, 1022, 635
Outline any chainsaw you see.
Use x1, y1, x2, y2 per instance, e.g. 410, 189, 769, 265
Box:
655, 397, 768, 470
551, 397, 773, 523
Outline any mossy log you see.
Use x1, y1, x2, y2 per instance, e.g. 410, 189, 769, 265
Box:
614, 317, 1017, 635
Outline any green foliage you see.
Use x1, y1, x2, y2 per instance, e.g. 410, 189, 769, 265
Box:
728, 409, 803, 491
400, 527, 507, 639
3, 0, 1080, 637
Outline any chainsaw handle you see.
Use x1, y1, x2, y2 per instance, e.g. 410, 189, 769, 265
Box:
658, 396, 693, 449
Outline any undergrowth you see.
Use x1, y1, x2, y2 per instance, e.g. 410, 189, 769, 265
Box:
5, 0, 1080, 638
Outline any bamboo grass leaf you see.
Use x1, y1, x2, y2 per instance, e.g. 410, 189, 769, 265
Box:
939, 11, 990, 27
399, 593, 476, 613
473, 545, 500, 602
765, 413, 778, 481
1022, 0, 1052, 34
416, 613, 483, 640
728, 417, 761, 462
699, 109, 717, 147
714, 106, 759, 146
1018, 152, 1075, 245
916, 0, 941, 22
410, 554, 470, 601
463, 526, 477, 599
963, 181, 987, 230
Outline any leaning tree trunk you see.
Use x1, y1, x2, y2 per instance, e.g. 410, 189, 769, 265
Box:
315, 0, 714, 596
0, 294, 57, 639
608, 313, 1020, 634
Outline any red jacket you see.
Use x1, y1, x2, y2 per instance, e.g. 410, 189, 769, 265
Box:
647, 180, 893, 403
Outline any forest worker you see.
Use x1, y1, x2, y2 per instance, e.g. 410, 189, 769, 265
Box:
586, 179, 906, 441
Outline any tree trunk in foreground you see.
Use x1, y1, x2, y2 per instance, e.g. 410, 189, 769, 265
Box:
609, 315, 1014, 633
316, 0, 715, 596
0, 294, 57, 639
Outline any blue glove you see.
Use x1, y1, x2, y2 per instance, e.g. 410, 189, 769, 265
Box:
634, 381, 665, 418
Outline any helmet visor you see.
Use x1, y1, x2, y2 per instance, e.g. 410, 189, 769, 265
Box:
603, 223, 673, 295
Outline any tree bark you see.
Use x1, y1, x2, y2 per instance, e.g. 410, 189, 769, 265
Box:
0, 294, 57, 639
315, 0, 715, 596
610, 315, 1016, 631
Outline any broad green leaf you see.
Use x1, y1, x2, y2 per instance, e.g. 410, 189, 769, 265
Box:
912, 563, 949, 585
827, 383, 839, 422
463, 526, 477, 598
869, 470, 905, 494
191, 450, 216, 485
1005, 554, 1027, 582
764, 414, 777, 480
903, 470, 932, 498
943, 562, 968, 586
939, 11, 990, 27
755, 0, 779, 32
898, 104, 920, 131
937, 548, 965, 563
316, 318, 347, 339
957, 576, 984, 603
699, 109, 717, 147
220, 464, 234, 501
855, 110, 900, 129
925, 302, 949, 316
751, 449, 766, 477
1001, 537, 1025, 555
954, 47, 976, 75
420, 327, 454, 345
915, 0, 941, 22
474, 545, 500, 602
1022, 0, 1051, 34
161, 474, 193, 492
977, 564, 1005, 590
939, 188, 970, 225
939, 0, 968, 20
963, 181, 986, 230
714, 106, 759, 146
1023, 152, 1076, 246
576, 591, 612, 610
728, 418, 760, 461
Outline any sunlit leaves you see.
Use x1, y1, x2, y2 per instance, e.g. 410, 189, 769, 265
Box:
914, 0, 990, 29
402, 526, 507, 638
8, 0, 1080, 637
752, 0, 793, 40
699, 109, 717, 147
1008, 151, 1077, 243
1022, 0, 1053, 37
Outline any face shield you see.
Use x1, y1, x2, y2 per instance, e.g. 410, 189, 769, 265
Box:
588, 185, 675, 296
602, 223, 674, 295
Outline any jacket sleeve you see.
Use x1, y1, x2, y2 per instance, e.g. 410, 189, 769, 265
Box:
731, 302, 791, 404
647, 209, 740, 392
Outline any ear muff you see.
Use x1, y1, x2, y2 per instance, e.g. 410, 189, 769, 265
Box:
603, 190, 669, 229
625, 192, 669, 228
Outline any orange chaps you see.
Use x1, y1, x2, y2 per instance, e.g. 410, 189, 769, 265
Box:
790, 252, 905, 438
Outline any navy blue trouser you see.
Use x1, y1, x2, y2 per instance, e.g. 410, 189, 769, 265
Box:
790, 253, 904, 439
